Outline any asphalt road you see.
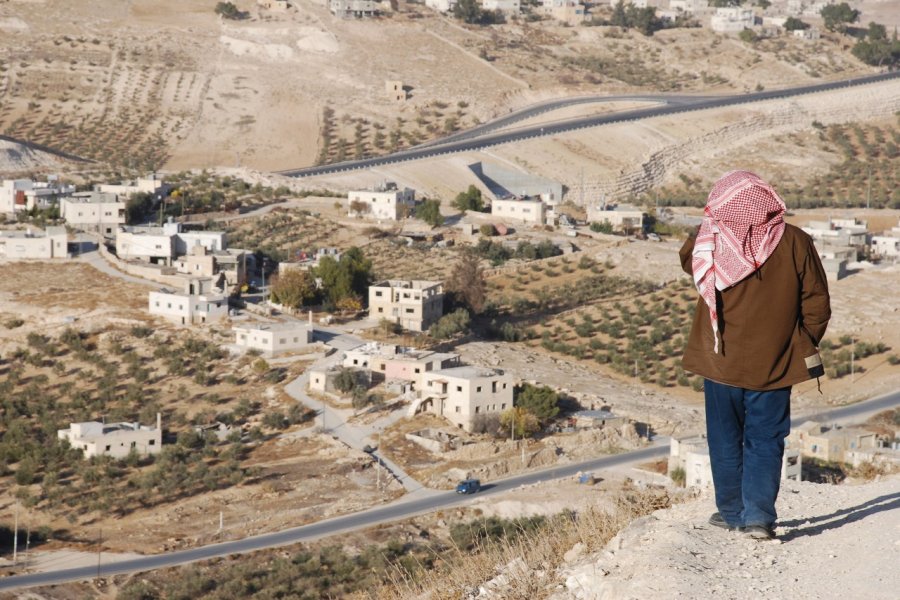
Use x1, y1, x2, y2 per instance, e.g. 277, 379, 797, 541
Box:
1, 391, 896, 591
277, 70, 900, 179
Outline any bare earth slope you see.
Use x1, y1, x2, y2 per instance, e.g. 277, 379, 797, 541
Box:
553, 475, 900, 600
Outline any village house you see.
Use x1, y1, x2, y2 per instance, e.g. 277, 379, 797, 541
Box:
368, 279, 444, 332
788, 422, 878, 463
172, 245, 249, 290
308, 365, 371, 394
802, 218, 869, 250
669, 434, 801, 488
709, 7, 756, 33
0, 226, 68, 260
540, 0, 587, 24
814, 244, 854, 281
116, 220, 227, 265
491, 196, 547, 226
329, 0, 378, 18
348, 182, 416, 221
59, 192, 126, 237
586, 202, 644, 233
425, 0, 457, 11
58, 414, 162, 459
96, 173, 169, 198
482, 0, 520, 15
342, 342, 460, 390
0, 177, 75, 215
870, 219, 900, 259
416, 366, 515, 432
233, 321, 315, 356
148, 277, 228, 325
278, 247, 341, 275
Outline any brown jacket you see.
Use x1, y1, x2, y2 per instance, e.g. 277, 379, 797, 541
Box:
680, 224, 831, 391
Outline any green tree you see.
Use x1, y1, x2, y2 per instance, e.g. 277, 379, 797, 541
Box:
314, 247, 373, 307
514, 383, 560, 423
590, 221, 614, 234
453, 185, 485, 213
453, 0, 483, 24
334, 368, 358, 394
268, 268, 315, 309
429, 308, 471, 340
500, 407, 541, 438
214, 1, 244, 19
125, 192, 154, 224
415, 199, 443, 228
820, 2, 859, 33
445, 250, 486, 313
739, 28, 759, 43
783, 17, 809, 31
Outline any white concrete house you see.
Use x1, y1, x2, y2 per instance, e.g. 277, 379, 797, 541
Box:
482, 0, 520, 15
116, 220, 227, 265
342, 342, 460, 390
148, 278, 228, 325
97, 174, 169, 198
669, 434, 801, 488
587, 203, 644, 232
871, 235, 900, 259
60, 192, 126, 237
425, 0, 457, 11
348, 182, 415, 221
418, 366, 514, 432
710, 7, 755, 32
58, 414, 162, 459
0, 177, 75, 215
368, 280, 444, 332
233, 321, 314, 355
491, 196, 546, 226
0, 226, 68, 260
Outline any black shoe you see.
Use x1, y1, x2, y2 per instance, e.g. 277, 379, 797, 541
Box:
741, 524, 776, 540
708, 512, 737, 531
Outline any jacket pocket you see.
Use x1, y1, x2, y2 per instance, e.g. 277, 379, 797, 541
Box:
805, 352, 825, 378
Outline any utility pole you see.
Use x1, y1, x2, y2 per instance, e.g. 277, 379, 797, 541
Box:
12, 501, 18, 566
851, 342, 855, 383
866, 165, 872, 210
96, 528, 102, 579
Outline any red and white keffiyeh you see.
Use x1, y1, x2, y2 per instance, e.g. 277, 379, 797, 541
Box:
692, 170, 786, 353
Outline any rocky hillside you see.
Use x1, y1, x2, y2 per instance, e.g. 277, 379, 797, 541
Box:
550, 474, 900, 600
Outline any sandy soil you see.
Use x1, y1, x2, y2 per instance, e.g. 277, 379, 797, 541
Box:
553, 474, 900, 600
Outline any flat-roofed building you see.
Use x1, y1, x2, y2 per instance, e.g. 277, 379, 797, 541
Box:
368, 279, 444, 332
58, 414, 162, 459
0, 177, 75, 215
587, 203, 644, 233
491, 196, 546, 226
0, 226, 68, 260
148, 278, 228, 325
97, 174, 169, 198
342, 342, 460, 390
418, 366, 514, 432
233, 321, 314, 355
348, 182, 415, 221
60, 192, 126, 237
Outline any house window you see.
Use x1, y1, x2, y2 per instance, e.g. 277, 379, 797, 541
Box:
502, 383, 507, 389
155, 302, 160, 307
492, 381, 497, 393
456, 385, 462, 392
455, 406, 460, 413
377, 307, 384, 313
403, 292, 410, 298
475, 406, 480, 413
131, 441, 137, 448
280, 338, 286, 344
375, 291, 383, 297
380, 364, 386, 371
105, 445, 111, 451
405, 308, 414, 314
477, 386, 482, 392
149, 439, 156, 445
414, 368, 420, 373
501, 403, 506, 409
167, 303, 172, 309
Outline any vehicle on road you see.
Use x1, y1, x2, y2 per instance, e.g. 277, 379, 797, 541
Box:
455, 478, 481, 494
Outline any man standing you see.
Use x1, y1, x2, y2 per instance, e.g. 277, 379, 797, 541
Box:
680, 170, 831, 539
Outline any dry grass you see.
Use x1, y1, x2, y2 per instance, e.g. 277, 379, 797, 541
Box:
367, 486, 678, 600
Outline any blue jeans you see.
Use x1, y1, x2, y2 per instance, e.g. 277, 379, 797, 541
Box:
704, 379, 791, 529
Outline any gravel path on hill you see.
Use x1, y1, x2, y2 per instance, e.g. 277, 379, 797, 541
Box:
553, 475, 900, 600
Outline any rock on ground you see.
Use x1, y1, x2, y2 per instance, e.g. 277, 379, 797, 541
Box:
553, 475, 900, 600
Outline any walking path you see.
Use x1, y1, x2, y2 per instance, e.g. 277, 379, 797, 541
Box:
282, 324, 425, 493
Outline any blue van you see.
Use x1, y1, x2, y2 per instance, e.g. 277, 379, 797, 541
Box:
455, 478, 481, 494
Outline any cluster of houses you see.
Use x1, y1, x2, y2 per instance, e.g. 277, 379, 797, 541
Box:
346, 178, 643, 233
327, 0, 825, 40
670, 420, 900, 489
310, 341, 515, 432
803, 217, 900, 281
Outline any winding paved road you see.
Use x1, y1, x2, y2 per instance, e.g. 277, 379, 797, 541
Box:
278, 70, 900, 179
1, 391, 896, 591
